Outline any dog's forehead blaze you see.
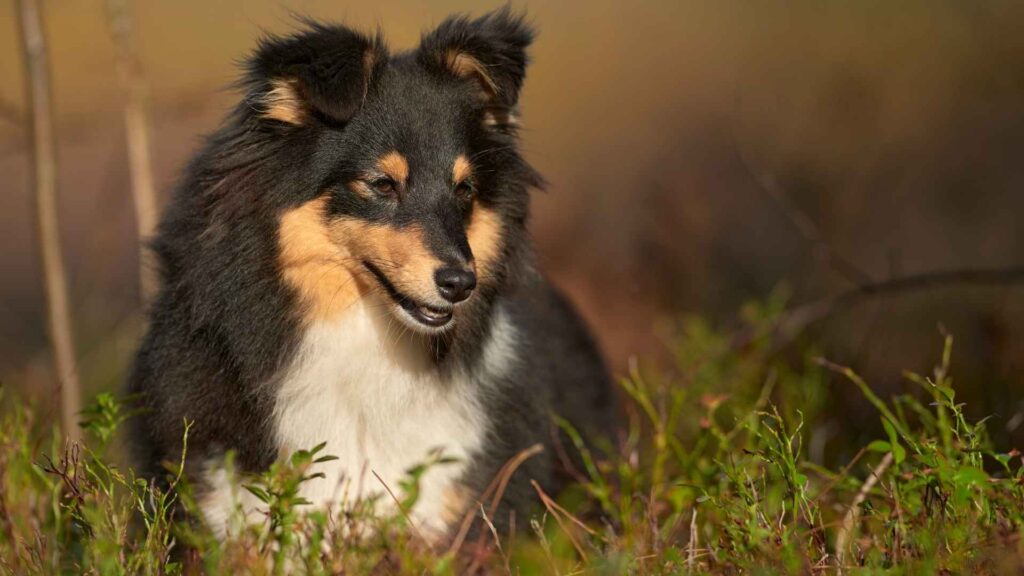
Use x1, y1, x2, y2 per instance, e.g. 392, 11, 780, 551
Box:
453, 155, 472, 183
278, 196, 363, 322
376, 151, 409, 184
467, 203, 503, 277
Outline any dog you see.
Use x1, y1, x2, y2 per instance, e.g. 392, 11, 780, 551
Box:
127, 8, 615, 542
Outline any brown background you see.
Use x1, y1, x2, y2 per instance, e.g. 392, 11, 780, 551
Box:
2, 1, 1023, 444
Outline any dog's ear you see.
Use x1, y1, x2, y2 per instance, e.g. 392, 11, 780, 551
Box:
417, 8, 534, 130
245, 22, 387, 126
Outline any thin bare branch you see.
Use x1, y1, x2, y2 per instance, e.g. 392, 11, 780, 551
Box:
686, 507, 698, 572
735, 266, 1024, 350
531, 479, 589, 562
17, 0, 82, 443
835, 451, 894, 572
448, 443, 544, 557
371, 469, 429, 546
731, 126, 874, 287
107, 0, 159, 304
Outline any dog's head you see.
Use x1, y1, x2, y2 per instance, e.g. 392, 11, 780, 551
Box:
245, 10, 539, 334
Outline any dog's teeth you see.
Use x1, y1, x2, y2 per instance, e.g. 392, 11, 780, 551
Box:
421, 307, 445, 319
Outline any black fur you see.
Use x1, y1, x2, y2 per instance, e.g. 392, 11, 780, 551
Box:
127, 8, 615, 535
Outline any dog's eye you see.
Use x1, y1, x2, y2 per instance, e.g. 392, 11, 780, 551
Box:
369, 177, 397, 197
455, 181, 475, 200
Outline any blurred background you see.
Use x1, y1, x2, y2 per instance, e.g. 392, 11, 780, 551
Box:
1, 1, 1023, 451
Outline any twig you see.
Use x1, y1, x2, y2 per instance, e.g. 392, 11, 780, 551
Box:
448, 443, 544, 557
731, 126, 873, 287
736, 266, 1024, 350
733, 112, 1024, 351
834, 451, 894, 572
531, 480, 591, 562
371, 470, 428, 546
687, 507, 698, 572
478, 503, 511, 575
812, 446, 867, 505
17, 0, 82, 443
488, 443, 545, 519
106, 0, 159, 304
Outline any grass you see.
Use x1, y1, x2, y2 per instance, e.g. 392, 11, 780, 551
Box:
1, 295, 1023, 574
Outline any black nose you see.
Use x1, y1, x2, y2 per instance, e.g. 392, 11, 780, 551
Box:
434, 267, 477, 303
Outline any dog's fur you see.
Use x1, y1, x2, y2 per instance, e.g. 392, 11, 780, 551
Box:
127, 8, 614, 541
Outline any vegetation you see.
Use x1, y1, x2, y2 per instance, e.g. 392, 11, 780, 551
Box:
2, 297, 1023, 575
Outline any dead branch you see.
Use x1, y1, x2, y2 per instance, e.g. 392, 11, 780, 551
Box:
735, 266, 1024, 350
531, 479, 590, 562
17, 0, 82, 443
449, 443, 544, 558
834, 451, 893, 572
731, 130, 874, 288
107, 0, 159, 304
686, 508, 698, 572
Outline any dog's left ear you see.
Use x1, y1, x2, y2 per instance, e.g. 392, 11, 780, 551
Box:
417, 8, 534, 129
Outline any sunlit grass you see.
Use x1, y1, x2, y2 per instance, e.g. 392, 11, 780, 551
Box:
2, 299, 1022, 574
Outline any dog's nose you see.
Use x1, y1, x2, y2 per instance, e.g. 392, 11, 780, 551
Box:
434, 267, 477, 303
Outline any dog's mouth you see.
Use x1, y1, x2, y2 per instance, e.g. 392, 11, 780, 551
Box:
362, 261, 454, 330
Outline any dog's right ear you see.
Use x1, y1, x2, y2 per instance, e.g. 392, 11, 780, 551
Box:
244, 22, 387, 127
417, 8, 534, 131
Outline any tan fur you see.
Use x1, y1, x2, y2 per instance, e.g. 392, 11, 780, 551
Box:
281, 186, 499, 323
278, 197, 365, 322
262, 79, 307, 125
280, 196, 448, 321
467, 204, 504, 279
377, 151, 409, 185
440, 484, 474, 527
453, 155, 473, 184
445, 49, 498, 98
329, 220, 444, 305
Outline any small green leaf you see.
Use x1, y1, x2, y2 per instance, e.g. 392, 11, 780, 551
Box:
936, 385, 955, 402
243, 485, 270, 504
892, 442, 906, 465
867, 440, 891, 453
882, 418, 899, 445
953, 466, 988, 486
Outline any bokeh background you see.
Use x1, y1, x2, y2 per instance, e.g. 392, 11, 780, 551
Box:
2, 1, 1023, 450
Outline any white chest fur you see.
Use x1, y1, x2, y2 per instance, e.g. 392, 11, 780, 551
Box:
200, 300, 518, 538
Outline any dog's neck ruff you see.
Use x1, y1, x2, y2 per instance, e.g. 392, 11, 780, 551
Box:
199, 296, 518, 539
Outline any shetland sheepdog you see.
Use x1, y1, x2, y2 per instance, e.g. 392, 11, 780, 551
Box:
127, 8, 615, 542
